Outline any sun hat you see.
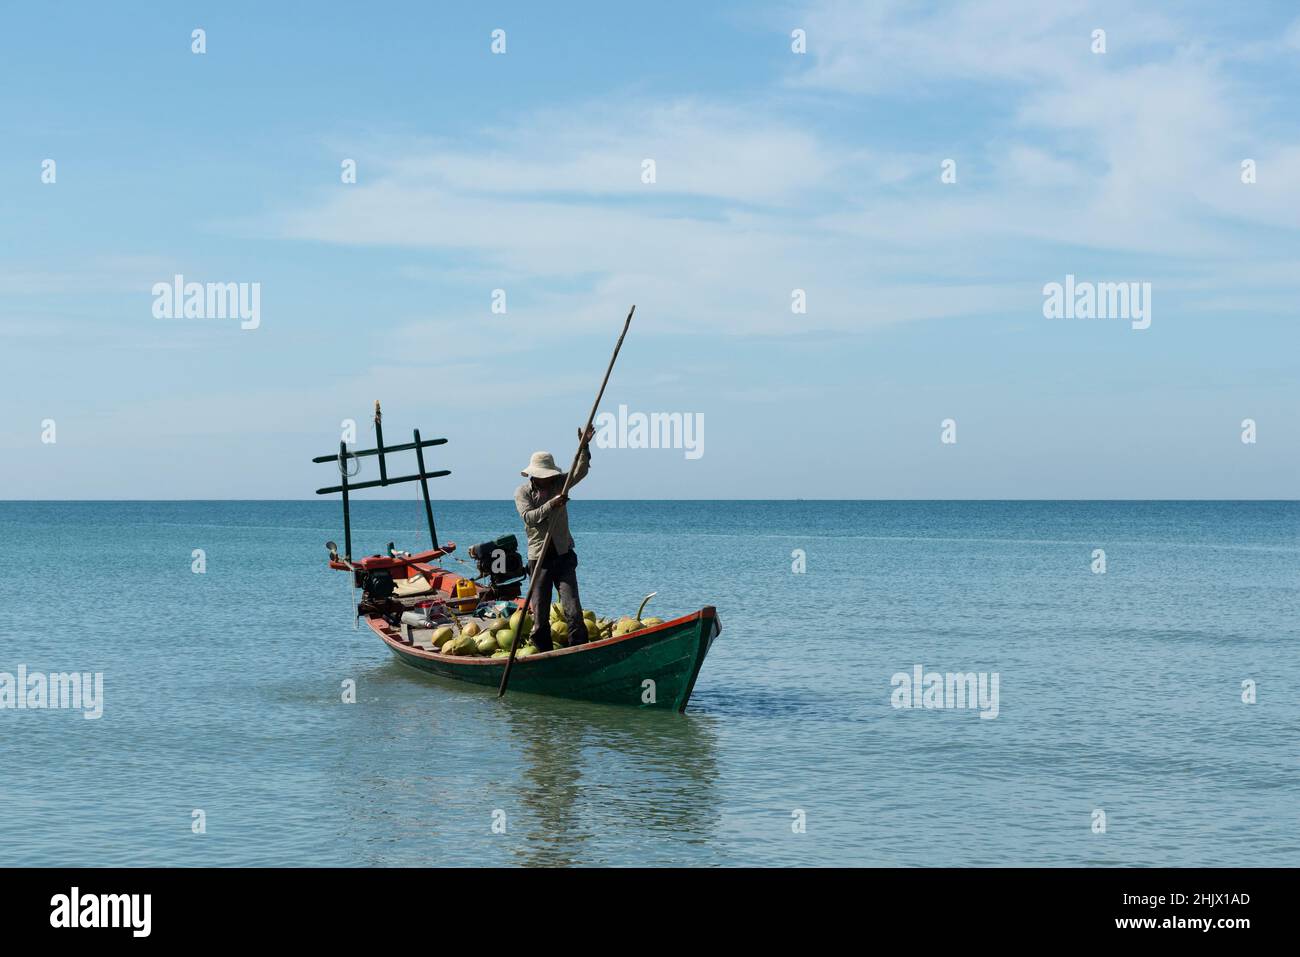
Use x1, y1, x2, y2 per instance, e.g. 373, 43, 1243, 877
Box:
521, 451, 563, 479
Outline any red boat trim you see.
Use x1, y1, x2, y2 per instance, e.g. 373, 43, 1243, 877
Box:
330, 544, 457, 575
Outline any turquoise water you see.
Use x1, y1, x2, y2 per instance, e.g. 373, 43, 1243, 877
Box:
1, 500, 1296, 866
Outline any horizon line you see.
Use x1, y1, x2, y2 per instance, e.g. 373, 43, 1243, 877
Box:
2, 498, 1297, 504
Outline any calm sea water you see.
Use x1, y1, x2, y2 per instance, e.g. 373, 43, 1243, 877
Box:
1, 500, 1296, 867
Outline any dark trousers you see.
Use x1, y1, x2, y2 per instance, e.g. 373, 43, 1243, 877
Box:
527, 548, 589, 651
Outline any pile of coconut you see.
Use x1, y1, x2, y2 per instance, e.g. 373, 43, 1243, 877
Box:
425, 599, 664, 657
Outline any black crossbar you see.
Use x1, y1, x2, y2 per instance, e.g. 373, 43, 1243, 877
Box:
311, 437, 446, 464
315, 469, 450, 496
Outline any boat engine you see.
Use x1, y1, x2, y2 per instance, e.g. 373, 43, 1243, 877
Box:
468, 534, 526, 599
360, 568, 397, 602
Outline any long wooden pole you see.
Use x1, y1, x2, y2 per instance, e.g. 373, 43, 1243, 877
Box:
498, 305, 635, 698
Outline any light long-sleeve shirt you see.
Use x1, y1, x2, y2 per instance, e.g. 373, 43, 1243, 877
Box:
514, 447, 590, 561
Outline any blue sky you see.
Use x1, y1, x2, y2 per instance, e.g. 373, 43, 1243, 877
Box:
2, 1, 1298, 498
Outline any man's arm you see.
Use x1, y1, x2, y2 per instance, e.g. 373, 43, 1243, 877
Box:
566, 444, 591, 489
565, 425, 594, 489
515, 486, 557, 526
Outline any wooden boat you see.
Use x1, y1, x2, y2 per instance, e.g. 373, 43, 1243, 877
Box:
313, 404, 720, 712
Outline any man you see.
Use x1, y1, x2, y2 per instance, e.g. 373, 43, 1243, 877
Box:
514, 425, 595, 651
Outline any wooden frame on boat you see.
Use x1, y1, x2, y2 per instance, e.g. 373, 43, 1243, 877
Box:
312, 401, 449, 563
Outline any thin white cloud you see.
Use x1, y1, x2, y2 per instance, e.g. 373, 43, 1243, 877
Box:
786, 0, 1184, 92
261, 8, 1300, 341
379, 100, 844, 205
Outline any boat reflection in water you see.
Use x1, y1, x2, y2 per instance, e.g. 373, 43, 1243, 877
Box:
328, 666, 723, 866
498, 692, 722, 867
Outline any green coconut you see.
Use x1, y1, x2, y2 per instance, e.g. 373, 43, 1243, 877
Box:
491, 648, 510, 658
462, 621, 481, 638
496, 628, 516, 651
448, 634, 479, 657
475, 633, 499, 655
510, 609, 534, 635
516, 644, 539, 658
431, 625, 456, 648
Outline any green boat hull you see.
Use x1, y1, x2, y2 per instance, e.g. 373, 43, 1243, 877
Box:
374, 607, 720, 712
